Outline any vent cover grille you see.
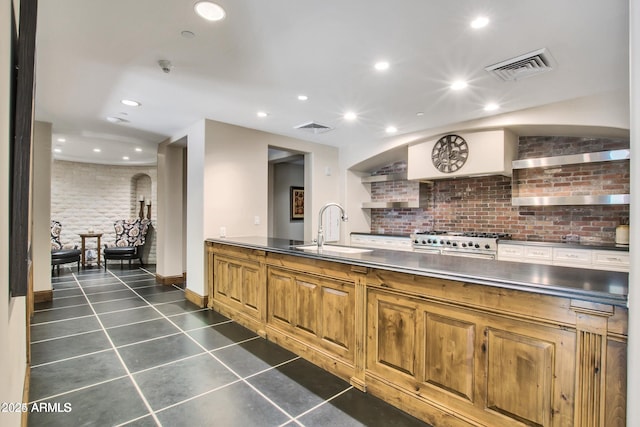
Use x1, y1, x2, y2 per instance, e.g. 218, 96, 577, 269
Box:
485, 48, 556, 82
294, 121, 333, 134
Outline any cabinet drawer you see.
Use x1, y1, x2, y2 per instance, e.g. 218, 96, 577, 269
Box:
592, 251, 629, 271
524, 246, 552, 262
553, 248, 591, 266
497, 245, 524, 259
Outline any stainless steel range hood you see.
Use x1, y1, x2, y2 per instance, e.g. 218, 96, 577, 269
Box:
407, 129, 518, 181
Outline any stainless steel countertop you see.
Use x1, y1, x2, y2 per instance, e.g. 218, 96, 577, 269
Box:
498, 239, 630, 252
207, 237, 628, 307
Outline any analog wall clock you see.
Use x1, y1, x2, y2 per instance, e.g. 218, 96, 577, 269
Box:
431, 134, 469, 173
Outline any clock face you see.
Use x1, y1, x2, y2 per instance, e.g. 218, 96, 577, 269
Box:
431, 134, 469, 173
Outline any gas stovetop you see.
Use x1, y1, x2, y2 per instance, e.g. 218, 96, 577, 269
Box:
411, 231, 511, 252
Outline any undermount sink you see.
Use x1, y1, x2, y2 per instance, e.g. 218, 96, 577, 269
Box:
293, 245, 373, 254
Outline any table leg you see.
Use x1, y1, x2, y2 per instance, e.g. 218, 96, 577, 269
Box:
97, 236, 101, 267
81, 237, 86, 268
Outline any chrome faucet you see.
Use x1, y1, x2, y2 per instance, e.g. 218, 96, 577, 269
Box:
317, 202, 348, 249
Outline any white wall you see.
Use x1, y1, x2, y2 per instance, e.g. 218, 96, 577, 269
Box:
32, 121, 52, 293
179, 119, 340, 297
272, 162, 304, 240
0, 0, 27, 425
156, 140, 185, 279
51, 160, 158, 263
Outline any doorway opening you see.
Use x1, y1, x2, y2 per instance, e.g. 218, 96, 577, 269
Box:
268, 147, 305, 241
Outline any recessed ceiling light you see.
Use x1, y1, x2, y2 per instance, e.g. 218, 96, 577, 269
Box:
374, 61, 390, 71
120, 99, 140, 107
122, 156, 130, 160
343, 111, 357, 121
53, 148, 62, 153
297, 95, 308, 101
450, 80, 468, 90
471, 16, 489, 29
93, 148, 101, 153
484, 103, 499, 111
416, 112, 425, 116
106, 116, 127, 123
257, 111, 268, 118
385, 126, 398, 134
181, 30, 195, 39
194, 1, 226, 21
57, 137, 66, 142
135, 148, 142, 152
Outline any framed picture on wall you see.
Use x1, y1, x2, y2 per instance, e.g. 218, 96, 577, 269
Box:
290, 186, 304, 221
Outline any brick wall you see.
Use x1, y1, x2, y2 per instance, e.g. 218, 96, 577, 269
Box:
51, 160, 158, 264
370, 136, 630, 243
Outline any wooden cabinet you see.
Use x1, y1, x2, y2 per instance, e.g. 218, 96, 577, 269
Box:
267, 266, 355, 363
365, 269, 626, 427
498, 242, 629, 272
367, 288, 576, 426
207, 243, 266, 333
592, 250, 630, 272
553, 247, 591, 268
206, 241, 627, 427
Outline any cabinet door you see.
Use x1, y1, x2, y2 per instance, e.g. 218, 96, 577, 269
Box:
367, 290, 418, 380
268, 269, 296, 327
553, 247, 591, 268
592, 250, 629, 272
367, 288, 576, 426
497, 244, 524, 261
267, 267, 354, 360
213, 255, 263, 319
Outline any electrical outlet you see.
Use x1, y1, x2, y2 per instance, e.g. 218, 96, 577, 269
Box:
219, 227, 226, 237
254, 216, 260, 225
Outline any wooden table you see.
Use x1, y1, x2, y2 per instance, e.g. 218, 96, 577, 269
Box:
79, 233, 103, 268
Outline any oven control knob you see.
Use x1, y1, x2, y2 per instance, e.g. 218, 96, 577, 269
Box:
474, 244, 480, 248
461, 243, 467, 248
484, 244, 491, 249
426, 239, 432, 244
422, 240, 427, 244
445, 240, 451, 245
468, 241, 473, 247
414, 239, 419, 244
452, 242, 458, 247
439, 240, 444, 245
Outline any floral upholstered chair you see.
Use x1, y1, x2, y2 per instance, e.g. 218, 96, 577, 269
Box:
103, 218, 151, 268
50, 220, 81, 274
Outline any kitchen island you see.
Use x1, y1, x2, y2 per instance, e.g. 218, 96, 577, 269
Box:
206, 237, 627, 427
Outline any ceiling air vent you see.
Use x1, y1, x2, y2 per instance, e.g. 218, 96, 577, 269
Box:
485, 48, 556, 82
294, 121, 333, 134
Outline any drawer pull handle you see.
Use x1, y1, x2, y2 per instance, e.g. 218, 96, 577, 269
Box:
606, 257, 622, 262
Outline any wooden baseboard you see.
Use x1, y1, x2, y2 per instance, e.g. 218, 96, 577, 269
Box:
156, 274, 185, 286
184, 288, 208, 308
33, 290, 53, 303
21, 364, 30, 427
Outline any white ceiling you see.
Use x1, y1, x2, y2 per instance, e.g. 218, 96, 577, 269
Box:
34, 0, 629, 166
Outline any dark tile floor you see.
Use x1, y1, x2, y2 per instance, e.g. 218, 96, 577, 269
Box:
29, 264, 431, 427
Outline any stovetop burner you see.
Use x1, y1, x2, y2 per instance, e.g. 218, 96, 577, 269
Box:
413, 231, 511, 240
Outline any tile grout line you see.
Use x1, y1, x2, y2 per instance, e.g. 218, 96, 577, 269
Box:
28, 374, 130, 405
31, 315, 229, 345
31, 313, 96, 326
115, 352, 304, 426
151, 354, 302, 418
71, 271, 163, 426
105, 269, 299, 426
280, 385, 355, 427
31, 348, 113, 369
31, 328, 104, 344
